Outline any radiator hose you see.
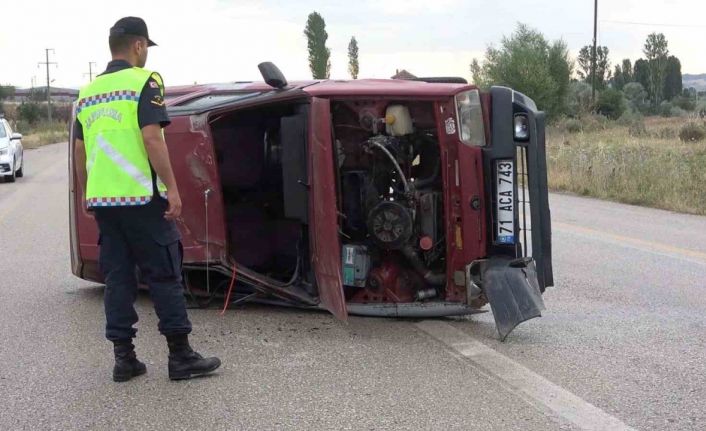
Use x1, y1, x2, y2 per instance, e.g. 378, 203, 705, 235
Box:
401, 245, 446, 285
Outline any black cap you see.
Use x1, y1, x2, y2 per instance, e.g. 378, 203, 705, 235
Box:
110, 17, 157, 47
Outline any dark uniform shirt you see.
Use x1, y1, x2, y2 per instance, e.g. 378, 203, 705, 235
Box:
74, 59, 170, 140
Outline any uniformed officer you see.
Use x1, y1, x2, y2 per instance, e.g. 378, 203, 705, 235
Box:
73, 17, 221, 382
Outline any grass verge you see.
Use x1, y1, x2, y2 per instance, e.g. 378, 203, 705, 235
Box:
547, 116, 706, 216
21, 122, 69, 149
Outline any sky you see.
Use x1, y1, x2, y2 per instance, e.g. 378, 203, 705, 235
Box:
1, 0, 704, 89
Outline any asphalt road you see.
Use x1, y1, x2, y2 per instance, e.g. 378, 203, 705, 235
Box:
0, 142, 703, 430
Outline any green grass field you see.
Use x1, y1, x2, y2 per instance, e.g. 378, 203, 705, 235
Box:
547, 116, 706, 215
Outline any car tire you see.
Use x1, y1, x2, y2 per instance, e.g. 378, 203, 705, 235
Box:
5, 158, 16, 183
16, 158, 23, 178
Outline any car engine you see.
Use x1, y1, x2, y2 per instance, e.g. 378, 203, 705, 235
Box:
334, 103, 446, 303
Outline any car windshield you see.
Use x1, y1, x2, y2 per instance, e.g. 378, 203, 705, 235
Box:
0, 123, 7, 138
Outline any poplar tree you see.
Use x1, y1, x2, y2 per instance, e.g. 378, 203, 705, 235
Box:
643, 33, 669, 106
304, 12, 331, 79
348, 36, 360, 79
663, 56, 683, 101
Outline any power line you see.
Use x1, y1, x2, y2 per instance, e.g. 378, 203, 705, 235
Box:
601, 20, 706, 29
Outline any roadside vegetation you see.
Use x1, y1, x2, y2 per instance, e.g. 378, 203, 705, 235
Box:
548, 115, 706, 215
0, 87, 70, 149
472, 24, 706, 215
19, 121, 69, 149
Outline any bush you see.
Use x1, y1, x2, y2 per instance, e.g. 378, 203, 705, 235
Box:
670, 106, 687, 117
13, 120, 30, 134
653, 127, 677, 139
623, 82, 650, 114
659, 101, 674, 117
596, 88, 626, 120
617, 111, 643, 126
557, 117, 583, 133
17, 102, 42, 125
628, 119, 647, 137
617, 111, 647, 137
657, 101, 687, 118
566, 81, 593, 117
555, 114, 611, 134
673, 95, 696, 111
50, 104, 73, 123
582, 113, 609, 132
696, 101, 706, 118
679, 122, 706, 142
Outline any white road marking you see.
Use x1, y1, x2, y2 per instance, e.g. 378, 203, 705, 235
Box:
416, 320, 636, 431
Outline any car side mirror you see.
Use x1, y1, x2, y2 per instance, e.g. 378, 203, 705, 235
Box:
11, 133, 22, 141
258, 62, 288, 89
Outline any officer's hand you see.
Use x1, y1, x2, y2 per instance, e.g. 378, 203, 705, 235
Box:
165, 189, 182, 220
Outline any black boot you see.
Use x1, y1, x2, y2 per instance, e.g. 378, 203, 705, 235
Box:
113, 340, 147, 382
166, 334, 221, 381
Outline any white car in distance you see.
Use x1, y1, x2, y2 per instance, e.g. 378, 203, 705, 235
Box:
0, 117, 24, 183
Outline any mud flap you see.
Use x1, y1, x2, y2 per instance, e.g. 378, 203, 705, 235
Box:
482, 257, 545, 341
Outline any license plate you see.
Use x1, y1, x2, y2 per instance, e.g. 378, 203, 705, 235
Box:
496, 159, 515, 244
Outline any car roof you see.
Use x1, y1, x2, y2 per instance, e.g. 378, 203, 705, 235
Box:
165, 79, 474, 110
303, 79, 473, 97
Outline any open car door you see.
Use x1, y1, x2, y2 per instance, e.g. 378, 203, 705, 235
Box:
309, 97, 347, 320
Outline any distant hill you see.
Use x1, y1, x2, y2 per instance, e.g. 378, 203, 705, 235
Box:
683, 74, 706, 91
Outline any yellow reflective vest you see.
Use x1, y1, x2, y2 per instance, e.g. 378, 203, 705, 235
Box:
77, 67, 167, 207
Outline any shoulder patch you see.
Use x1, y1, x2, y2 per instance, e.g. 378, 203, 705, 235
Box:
151, 95, 165, 107
149, 81, 160, 89
150, 72, 164, 88
150, 72, 165, 96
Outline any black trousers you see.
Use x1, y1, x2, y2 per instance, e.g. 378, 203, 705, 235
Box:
94, 198, 192, 342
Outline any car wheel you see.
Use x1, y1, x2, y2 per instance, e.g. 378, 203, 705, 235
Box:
4, 158, 16, 183
15, 157, 23, 178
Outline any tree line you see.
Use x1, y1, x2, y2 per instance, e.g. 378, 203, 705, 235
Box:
471, 24, 701, 120
304, 13, 697, 122
5, 15, 697, 126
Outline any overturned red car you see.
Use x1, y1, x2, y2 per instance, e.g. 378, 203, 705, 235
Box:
69, 63, 553, 339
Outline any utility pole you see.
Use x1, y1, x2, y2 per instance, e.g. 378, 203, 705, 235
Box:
84, 61, 97, 81
591, 0, 598, 104
38, 48, 57, 122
